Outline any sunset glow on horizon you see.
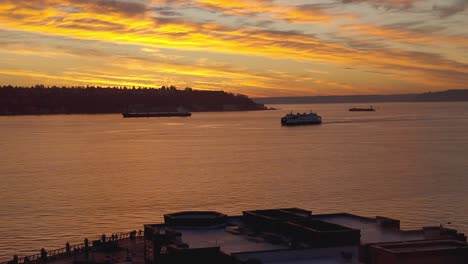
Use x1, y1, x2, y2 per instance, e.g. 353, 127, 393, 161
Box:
0, 0, 467, 97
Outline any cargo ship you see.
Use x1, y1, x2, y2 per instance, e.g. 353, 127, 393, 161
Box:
349, 106, 375, 112
122, 112, 191, 118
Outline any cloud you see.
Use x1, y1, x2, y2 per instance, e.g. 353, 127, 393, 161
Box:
340, 23, 468, 47
273, 4, 337, 24
173, 0, 341, 24
433, 0, 468, 17
59, 18, 128, 31
153, 6, 182, 16
0, 0, 467, 95
1, 0, 150, 16
68, 0, 149, 17
341, 0, 420, 10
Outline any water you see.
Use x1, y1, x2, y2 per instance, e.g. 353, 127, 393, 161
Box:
1, 102, 468, 260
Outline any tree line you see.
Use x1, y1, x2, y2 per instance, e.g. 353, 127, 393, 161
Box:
0, 85, 266, 115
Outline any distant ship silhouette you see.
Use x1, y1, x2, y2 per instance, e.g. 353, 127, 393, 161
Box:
349, 106, 375, 112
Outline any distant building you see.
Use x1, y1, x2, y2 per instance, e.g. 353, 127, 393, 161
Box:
143, 208, 468, 264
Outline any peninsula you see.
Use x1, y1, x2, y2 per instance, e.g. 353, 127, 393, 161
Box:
0, 85, 266, 115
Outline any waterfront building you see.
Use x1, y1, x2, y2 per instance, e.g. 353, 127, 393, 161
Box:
143, 208, 468, 264
3, 208, 467, 264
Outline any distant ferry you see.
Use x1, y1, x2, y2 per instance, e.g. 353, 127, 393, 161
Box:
281, 112, 322, 126
122, 112, 191, 118
349, 106, 375, 112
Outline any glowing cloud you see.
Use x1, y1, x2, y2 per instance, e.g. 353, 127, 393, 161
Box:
0, 0, 467, 96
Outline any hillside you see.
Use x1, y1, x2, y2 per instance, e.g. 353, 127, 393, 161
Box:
0, 85, 266, 115
254, 90, 468, 104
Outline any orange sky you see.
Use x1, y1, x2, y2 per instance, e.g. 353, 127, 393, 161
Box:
0, 0, 467, 97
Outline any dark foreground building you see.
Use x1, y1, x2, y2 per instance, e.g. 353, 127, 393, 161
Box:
143, 208, 468, 264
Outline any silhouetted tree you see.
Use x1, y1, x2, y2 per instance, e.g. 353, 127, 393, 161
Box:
0, 85, 266, 115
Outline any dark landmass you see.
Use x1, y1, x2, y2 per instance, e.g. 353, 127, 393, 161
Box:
0, 85, 266, 115
254, 89, 468, 104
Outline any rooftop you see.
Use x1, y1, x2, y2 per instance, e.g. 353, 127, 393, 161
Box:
233, 247, 360, 264
143, 209, 467, 264
7, 208, 465, 264
372, 240, 468, 253
309, 213, 426, 243
148, 217, 289, 254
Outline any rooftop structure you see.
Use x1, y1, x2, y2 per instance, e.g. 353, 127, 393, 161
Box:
142, 208, 467, 264
2, 208, 466, 264
164, 211, 227, 228
285, 218, 360, 247
309, 213, 466, 244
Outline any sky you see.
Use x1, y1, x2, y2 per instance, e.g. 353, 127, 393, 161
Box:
0, 0, 467, 97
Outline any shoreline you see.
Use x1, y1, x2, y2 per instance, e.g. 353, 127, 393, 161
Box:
0, 108, 273, 117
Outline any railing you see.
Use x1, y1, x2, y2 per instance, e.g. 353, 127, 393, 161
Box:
1, 231, 142, 264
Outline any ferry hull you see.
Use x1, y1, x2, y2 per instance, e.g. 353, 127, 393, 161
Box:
281, 120, 322, 126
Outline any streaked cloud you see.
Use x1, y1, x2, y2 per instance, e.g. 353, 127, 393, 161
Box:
0, 0, 467, 96
433, 0, 468, 17
341, 0, 420, 10
340, 23, 468, 47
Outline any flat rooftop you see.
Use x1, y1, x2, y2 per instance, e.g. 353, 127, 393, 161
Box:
147, 212, 461, 254
309, 213, 425, 243
374, 240, 468, 253
143, 209, 466, 264
172, 214, 219, 219
233, 247, 360, 264
244, 208, 312, 220
146, 213, 409, 263
151, 217, 289, 254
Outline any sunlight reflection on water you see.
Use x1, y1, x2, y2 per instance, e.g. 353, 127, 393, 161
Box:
1, 102, 468, 259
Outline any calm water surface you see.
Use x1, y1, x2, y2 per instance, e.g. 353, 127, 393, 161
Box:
1, 102, 468, 260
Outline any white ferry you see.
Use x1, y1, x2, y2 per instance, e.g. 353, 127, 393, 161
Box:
281, 112, 322, 126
